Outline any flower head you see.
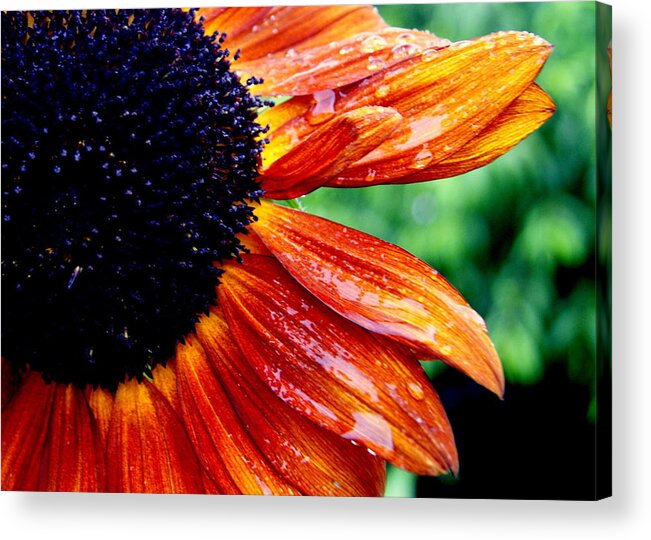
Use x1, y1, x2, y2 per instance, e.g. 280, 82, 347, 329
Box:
1, 7, 554, 494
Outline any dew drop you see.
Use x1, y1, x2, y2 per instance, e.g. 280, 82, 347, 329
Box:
365, 169, 377, 182
422, 49, 441, 61
308, 89, 336, 125
374, 84, 390, 98
407, 381, 425, 401
360, 34, 388, 53
396, 32, 416, 44
408, 147, 433, 170
366, 55, 386, 72
391, 43, 421, 60
339, 44, 354, 55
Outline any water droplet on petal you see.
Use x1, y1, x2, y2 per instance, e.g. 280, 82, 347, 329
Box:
339, 45, 354, 55
409, 147, 433, 170
342, 411, 395, 454
391, 43, 421, 60
422, 49, 441, 61
360, 34, 388, 53
407, 382, 425, 401
366, 55, 386, 72
396, 32, 417, 44
308, 89, 337, 125
374, 84, 390, 98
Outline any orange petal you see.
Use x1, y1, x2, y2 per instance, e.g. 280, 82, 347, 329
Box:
199, 6, 386, 63
195, 307, 386, 496
265, 32, 551, 187
337, 32, 552, 184
175, 336, 300, 495
238, 28, 450, 96
38, 384, 106, 492
86, 386, 114, 446
151, 362, 179, 411
261, 106, 402, 199
106, 377, 204, 493
1, 373, 55, 490
253, 203, 504, 397
359, 82, 556, 185
198, 7, 274, 44
219, 254, 458, 476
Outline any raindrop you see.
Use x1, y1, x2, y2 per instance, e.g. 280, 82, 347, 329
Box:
396, 32, 416, 44
374, 85, 390, 98
422, 49, 440, 61
308, 89, 336, 125
366, 55, 386, 72
338, 45, 354, 55
407, 381, 425, 401
391, 43, 421, 60
360, 34, 388, 54
408, 147, 433, 170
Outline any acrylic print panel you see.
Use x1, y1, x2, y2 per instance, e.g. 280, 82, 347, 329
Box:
1, 3, 611, 499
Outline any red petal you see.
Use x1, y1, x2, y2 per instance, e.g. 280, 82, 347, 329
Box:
1, 373, 55, 490
260, 106, 402, 199
253, 203, 504, 396
238, 28, 450, 96
106, 378, 205, 493
195, 307, 387, 496
86, 386, 114, 446
151, 363, 179, 411
175, 336, 300, 495
38, 384, 106, 492
219, 254, 458, 476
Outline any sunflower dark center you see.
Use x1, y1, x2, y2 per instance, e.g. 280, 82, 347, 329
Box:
2, 9, 267, 390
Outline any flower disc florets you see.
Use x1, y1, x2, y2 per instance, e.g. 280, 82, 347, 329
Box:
1, 9, 267, 389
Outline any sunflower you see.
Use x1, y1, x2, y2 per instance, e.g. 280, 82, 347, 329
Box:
1, 7, 554, 495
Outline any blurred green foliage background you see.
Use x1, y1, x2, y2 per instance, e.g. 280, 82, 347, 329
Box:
293, 2, 610, 497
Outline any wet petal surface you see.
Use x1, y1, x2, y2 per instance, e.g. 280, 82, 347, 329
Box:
262, 32, 551, 187
238, 28, 450, 96
176, 336, 300, 495
199, 6, 386, 62
195, 308, 387, 496
219, 253, 458, 475
260, 106, 402, 199
253, 203, 504, 396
